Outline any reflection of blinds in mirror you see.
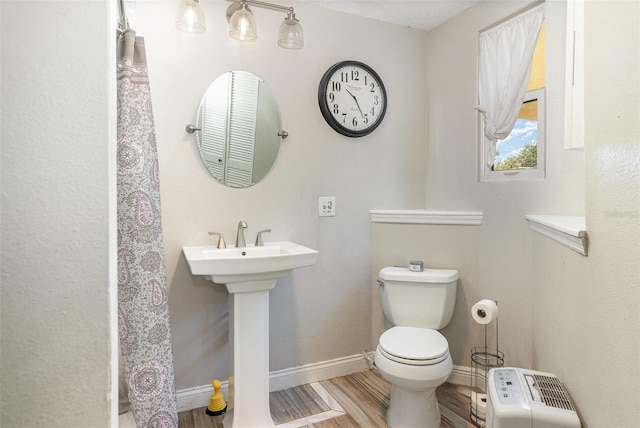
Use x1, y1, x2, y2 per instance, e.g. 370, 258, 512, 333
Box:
227, 72, 258, 187
226, 169, 252, 187
200, 75, 229, 182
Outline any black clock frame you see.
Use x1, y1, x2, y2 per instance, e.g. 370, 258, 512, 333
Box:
317, 60, 387, 138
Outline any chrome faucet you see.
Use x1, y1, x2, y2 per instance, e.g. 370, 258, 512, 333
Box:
236, 221, 248, 248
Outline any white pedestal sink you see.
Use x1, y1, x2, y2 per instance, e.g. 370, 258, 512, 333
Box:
183, 241, 319, 428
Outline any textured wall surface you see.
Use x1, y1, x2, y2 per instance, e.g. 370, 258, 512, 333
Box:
1, 1, 114, 426
531, 2, 640, 426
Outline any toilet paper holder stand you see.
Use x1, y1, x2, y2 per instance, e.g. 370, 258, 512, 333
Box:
470, 300, 503, 427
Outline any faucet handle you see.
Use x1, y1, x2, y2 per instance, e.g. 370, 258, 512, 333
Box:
254, 229, 271, 246
208, 232, 227, 249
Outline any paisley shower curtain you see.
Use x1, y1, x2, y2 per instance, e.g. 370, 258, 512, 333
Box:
117, 29, 178, 427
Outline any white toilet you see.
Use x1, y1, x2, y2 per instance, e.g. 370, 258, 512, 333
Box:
374, 266, 459, 428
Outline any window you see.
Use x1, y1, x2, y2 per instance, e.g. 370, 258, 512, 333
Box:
479, 10, 546, 182
492, 88, 545, 177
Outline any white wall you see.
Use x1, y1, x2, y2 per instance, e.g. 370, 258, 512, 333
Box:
1, 1, 115, 426
531, 2, 640, 426
135, 1, 428, 390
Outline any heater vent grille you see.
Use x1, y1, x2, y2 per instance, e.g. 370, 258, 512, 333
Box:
529, 374, 576, 411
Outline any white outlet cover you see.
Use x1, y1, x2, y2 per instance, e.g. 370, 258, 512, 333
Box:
319, 196, 336, 216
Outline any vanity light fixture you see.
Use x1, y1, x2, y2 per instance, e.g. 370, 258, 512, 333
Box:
175, 0, 206, 34
227, 0, 303, 49
177, 0, 303, 49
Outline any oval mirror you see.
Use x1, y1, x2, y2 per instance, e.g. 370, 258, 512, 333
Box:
194, 71, 283, 188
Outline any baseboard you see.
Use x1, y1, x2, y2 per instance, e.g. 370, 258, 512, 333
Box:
448, 364, 473, 387
269, 353, 371, 392
176, 357, 473, 413
176, 353, 371, 412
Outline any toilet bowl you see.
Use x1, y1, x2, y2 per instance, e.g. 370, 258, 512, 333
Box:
375, 267, 458, 428
375, 326, 453, 427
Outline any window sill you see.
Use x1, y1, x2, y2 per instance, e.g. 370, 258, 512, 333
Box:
370, 209, 483, 225
480, 168, 546, 182
525, 215, 588, 256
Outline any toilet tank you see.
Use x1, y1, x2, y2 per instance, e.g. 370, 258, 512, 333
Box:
379, 267, 458, 329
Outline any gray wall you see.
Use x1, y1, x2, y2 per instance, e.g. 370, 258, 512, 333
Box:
135, 1, 429, 390
419, 0, 586, 369
2, 1, 638, 427
371, 1, 639, 427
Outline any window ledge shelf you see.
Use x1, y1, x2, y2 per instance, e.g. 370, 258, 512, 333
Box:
525, 215, 588, 256
370, 209, 483, 226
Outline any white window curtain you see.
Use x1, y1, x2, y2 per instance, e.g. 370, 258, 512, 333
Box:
477, 3, 545, 168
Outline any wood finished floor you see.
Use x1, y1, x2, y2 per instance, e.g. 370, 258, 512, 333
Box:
178, 369, 476, 428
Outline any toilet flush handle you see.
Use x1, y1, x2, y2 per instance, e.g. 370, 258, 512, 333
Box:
377, 280, 385, 287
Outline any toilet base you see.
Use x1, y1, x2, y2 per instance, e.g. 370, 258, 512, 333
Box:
387, 385, 440, 428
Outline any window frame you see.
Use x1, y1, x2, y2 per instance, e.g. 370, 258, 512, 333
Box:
479, 87, 546, 182
564, 0, 584, 149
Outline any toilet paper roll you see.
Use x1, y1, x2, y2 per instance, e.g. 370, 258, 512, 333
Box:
472, 299, 499, 325
471, 392, 487, 426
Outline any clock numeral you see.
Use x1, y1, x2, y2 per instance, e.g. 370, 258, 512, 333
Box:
341, 113, 347, 124
333, 104, 340, 114
352, 117, 358, 127
332, 81, 341, 92
364, 115, 369, 124
341, 70, 361, 82
370, 107, 375, 116
373, 95, 379, 106
370, 82, 376, 93
328, 92, 335, 103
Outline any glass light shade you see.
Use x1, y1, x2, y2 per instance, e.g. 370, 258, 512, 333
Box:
278, 16, 304, 49
229, 6, 257, 42
175, 0, 206, 33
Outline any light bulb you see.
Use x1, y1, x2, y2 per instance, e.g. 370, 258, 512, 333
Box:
229, 4, 257, 42
176, 0, 206, 34
278, 14, 303, 49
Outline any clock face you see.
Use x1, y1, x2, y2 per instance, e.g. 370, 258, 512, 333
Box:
318, 61, 387, 137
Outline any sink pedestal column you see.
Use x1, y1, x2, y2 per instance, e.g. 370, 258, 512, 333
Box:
223, 280, 276, 428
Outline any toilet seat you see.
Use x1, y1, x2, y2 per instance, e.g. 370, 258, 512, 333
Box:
378, 326, 449, 366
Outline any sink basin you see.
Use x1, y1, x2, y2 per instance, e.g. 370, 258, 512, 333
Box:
183, 241, 318, 291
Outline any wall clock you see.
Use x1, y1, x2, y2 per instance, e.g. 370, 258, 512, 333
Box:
318, 61, 387, 138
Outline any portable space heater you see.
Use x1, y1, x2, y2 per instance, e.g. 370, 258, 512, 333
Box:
486, 367, 581, 428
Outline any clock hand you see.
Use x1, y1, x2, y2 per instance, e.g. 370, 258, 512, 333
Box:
345, 89, 365, 118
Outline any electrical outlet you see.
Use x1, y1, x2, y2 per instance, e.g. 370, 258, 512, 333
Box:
319, 196, 336, 217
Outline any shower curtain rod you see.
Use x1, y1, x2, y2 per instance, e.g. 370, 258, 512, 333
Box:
117, 0, 129, 31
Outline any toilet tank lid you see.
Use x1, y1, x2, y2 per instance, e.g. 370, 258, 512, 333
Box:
380, 266, 458, 283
